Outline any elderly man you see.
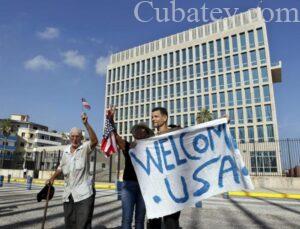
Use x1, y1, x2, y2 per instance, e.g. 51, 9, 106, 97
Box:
47, 114, 98, 229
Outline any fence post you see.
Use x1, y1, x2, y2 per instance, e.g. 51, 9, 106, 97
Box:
287, 139, 292, 169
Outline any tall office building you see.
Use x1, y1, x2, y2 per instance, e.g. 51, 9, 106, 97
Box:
105, 8, 282, 174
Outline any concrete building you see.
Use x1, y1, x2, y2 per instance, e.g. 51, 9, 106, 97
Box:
104, 8, 282, 175
0, 114, 65, 169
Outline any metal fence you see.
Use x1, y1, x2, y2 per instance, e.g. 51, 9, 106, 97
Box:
1, 138, 300, 180
236, 138, 300, 176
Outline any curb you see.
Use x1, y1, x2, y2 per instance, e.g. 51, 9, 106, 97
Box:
228, 191, 300, 200
3, 178, 300, 200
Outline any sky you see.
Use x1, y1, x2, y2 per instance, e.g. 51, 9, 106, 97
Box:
0, 0, 300, 138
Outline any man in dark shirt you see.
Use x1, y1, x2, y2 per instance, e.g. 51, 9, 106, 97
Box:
108, 107, 154, 229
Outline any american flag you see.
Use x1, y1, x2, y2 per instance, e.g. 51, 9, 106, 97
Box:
100, 117, 118, 157
82, 98, 91, 110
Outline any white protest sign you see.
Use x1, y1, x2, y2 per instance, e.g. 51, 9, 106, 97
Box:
129, 118, 254, 219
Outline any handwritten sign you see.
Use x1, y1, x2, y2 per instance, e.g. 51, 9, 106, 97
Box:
129, 118, 254, 219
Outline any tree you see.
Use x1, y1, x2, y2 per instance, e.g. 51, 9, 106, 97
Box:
0, 119, 13, 138
196, 109, 213, 124
0, 119, 14, 168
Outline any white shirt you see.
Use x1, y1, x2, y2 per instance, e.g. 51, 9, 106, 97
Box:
58, 141, 93, 203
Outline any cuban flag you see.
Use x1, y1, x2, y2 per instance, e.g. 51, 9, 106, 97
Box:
100, 115, 118, 157
82, 98, 91, 110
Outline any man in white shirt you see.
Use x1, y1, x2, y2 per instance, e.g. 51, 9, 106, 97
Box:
47, 114, 98, 229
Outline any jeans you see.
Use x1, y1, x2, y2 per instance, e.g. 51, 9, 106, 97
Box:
63, 194, 94, 229
122, 180, 146, 229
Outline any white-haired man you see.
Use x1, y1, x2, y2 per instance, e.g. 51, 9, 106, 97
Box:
47, 114, 98, 229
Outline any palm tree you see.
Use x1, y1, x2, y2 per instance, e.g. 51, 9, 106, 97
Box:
0, 119, 14, 168
196, 109, 213, 124
0, 119, 13, 138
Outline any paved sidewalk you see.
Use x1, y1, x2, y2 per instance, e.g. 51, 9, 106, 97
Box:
1, 183, 300, 229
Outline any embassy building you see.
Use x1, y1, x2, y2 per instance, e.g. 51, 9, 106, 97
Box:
105, 8, 283, 175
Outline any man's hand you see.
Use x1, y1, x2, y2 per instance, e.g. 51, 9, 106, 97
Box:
81, 113, 88, 125
46, 178, 55, 186
106, 106, 116, 120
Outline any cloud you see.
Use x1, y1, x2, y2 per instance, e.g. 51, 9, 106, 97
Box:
95, 55, 110, 76
37, 27, 60, 40
24, 55, 56, 71
89, 37, 103, 45
61, 50, 86, 70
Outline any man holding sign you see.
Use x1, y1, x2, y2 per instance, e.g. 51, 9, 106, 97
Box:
129, 107, 254, 227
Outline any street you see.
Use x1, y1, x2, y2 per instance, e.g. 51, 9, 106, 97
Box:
0, 183, 299, 229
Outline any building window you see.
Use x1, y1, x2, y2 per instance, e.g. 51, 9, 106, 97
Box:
196, 63, 201, 77
229, 108, 235, 124
203, 62, 208, 76
237, 108, 244, 124
220, 92, 225, 107
255, 105, 262, 122
265, 104, 272, 121
176, 99, 181, 112
217, 39, 222, 56
176, 51, 180, 65
209, 41, 214, 58
182, 49, 187, 64
212, 93, 217, 108
230, 127, 236, 140
240, 33, 246, 50
257, 28, 264, 46
252, 68, 259, 84
245, 88, 251, 105
211, 76, 216, 91
182, 66, 187, 79
242, 71, 249, 87
210, 60, 215, 74
196, 79, 201, 93
236, 89, 242, 106
169, 53, 173, 68
254, 86, 261, 103
189, 65, 194, 78
217, 58, 223, 72
248, 126, 254, 143
239, 127, 245, 143
233, 55, 239, 69
235, 71, 241, 87
197, 95, 202, 109
183, 98, 188, 112
228, 91, 234, 106
183, 82, 187, 95
246, 106, 253, 123
251, 151, 277, 173
242, 52, 248, 67
204, 95, 209, 110
261, 66, 268, 82
232, 35, 238, 52
227, 73, 232, 89
204, 78, 209, 92
248, 30, 255, 48
188, 47, 193, 62
218, 75, 224, 90
259, 48, 266, 64
202, 43, 207, 59
163, 54, 168, 69
267, 124, 275, 142
195, 45, 200, 61
250, 50, 257, 65
257, 125, 264, 142
224, 37, 230, 54
190, 96, 195, 110
263, 85, 270, 102
225, 56, 231, 71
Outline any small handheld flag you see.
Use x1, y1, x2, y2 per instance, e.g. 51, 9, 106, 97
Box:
100, 112, 118, 157
82, 98, 91, 110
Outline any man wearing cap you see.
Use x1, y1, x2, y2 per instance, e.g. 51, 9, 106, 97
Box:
47, 114, 98, 229
107, 108, 154, 229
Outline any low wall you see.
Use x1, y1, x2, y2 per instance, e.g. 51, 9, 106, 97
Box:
0, 169, 34, 178
251, 176, 300, 190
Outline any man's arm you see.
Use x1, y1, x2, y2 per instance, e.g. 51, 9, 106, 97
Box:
82, 114, 98, 149
106, 106, 126, 150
